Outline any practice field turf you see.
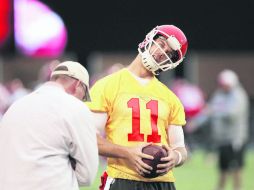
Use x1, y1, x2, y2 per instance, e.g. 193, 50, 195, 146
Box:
81, 149, 254, 190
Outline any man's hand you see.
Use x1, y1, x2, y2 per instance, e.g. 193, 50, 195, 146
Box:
156, 145, 179, 176
97, 134, 154, 176
124, 143, 154, 176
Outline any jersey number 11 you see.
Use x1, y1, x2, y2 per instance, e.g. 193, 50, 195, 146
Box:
127, 98, 161, 143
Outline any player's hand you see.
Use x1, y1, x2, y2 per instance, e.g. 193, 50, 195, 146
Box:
124, 143, 153, 176
156, 145, 178, 176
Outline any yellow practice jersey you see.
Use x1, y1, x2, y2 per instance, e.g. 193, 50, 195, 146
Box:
86, 68, 186, 182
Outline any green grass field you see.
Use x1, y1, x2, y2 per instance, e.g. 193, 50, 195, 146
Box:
81, 149, 254, 190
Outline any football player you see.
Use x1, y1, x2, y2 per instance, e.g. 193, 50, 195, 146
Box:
86, 25, 188, 190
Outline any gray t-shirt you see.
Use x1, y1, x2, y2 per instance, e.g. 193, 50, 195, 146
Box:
209, 85, 249, 147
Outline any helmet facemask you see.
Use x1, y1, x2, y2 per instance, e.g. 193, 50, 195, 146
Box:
138, 27, 184, 75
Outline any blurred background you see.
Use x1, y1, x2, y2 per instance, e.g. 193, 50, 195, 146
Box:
0, 0, 253, 190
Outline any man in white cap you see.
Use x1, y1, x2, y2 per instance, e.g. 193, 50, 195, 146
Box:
0, 61, 98, 190
212, 69, 249, 190
189, 69, 249, 190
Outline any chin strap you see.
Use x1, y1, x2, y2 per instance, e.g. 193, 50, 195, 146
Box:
138, 48, 183, 75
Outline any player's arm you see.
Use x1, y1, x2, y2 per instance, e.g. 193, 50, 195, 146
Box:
167, 125, 187, 166
89, 112, 128, 158
92, 111, 131, 158
97, 133, 153, 175
91, 112, 153, 174
157, 125, 187, 174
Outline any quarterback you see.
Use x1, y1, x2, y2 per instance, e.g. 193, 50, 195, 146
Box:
87, 25, 188, 190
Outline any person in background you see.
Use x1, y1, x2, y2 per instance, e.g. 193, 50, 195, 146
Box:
34, 59, 60, 89
0, 83, 10, 119
171, 78, 205, 151
87, 24, 188, 190
7, 78, 30, 104
188, 69, 249, 190
0, 61, 98, 190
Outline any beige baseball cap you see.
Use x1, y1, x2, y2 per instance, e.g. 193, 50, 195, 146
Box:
51, 61, 91, 101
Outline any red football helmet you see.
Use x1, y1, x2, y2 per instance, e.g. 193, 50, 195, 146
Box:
138, 25, 188, 75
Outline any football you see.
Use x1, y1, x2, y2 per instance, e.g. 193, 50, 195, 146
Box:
141, 144, 168, 178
